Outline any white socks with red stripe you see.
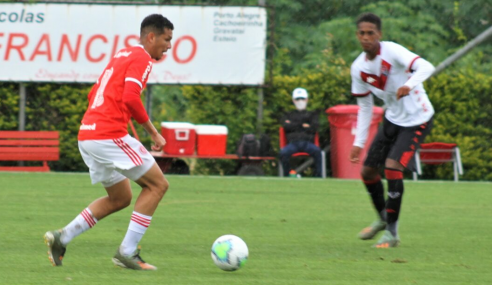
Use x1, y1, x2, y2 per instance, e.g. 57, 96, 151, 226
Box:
120, 211, 152, 256
60, 208, 98, 246
58, 209, 151, 255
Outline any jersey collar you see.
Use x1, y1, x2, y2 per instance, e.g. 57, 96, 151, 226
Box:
365, 42, 381, 61
136, 44, 151, 58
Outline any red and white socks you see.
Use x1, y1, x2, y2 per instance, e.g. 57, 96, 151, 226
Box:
120, 211, 152, 256
60, 208, 98, 246
58, 209, 152, 256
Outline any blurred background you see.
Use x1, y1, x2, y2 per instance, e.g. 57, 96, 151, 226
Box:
1, 0, 491, 180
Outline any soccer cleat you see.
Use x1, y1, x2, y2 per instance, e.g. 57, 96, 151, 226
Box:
44, 230, 67, 266
358, 220, 387, 240
112, 246, 157, 270
373, 230, 400, 248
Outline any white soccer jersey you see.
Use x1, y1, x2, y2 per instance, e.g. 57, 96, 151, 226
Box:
351, 41, 435, 147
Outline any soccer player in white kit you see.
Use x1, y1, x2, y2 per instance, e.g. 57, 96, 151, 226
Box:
349, 13, 435, 248
44, 14, 174, 269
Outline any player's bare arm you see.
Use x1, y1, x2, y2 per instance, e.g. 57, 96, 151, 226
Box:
140, 120, 166, 151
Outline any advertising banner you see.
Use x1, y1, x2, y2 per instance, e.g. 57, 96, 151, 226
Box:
0, 3, 267, 85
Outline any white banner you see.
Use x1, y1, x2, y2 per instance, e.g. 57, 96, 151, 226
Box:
0, 3, 267, 85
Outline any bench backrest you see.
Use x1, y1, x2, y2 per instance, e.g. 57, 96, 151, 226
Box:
0, 131, 60, 161
419, 142, 457, 165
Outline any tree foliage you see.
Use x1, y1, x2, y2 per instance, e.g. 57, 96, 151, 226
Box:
181, 51, 352, 175
1, 0, 491, 180
0, 84, 19, 130
425, 70, 492, 180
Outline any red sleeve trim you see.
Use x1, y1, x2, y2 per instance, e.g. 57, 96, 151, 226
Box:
122, 81, 149, 124
352, 91, 371, 97
407, 56, 420, 72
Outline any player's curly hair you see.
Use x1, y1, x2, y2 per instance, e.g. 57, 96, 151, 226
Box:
140, 14, 174, 36
356, 12, 381, 31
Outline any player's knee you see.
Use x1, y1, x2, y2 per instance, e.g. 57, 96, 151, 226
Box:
360, 167, 378, 181
152, 177, 169, 200
111, 194, 132, 210
161, 178, 170, 194
120, 196, 132, 208
360, 168, 370, 180
360, 171, 371, 181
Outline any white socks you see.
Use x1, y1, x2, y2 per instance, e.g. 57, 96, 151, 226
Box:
58, 208, 152, 256
60, 208, 98, 246
120, 211, 152, 256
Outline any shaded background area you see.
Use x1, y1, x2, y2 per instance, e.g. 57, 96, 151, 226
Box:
1, 0, 491, 180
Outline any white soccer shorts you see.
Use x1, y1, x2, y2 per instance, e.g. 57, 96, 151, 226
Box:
78, 135, 156, 187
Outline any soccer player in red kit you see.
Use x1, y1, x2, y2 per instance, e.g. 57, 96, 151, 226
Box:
349, 13, 435, 248
44, 14, 174, 270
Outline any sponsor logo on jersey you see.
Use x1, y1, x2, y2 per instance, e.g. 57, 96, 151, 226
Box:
80, 123, 96, 130
381, 64, 390, 76
114, 51, 132, 58
141, 61, 153, 82
366, 76, 376, 83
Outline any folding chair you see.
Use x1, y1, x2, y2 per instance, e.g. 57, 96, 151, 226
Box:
413, 142, 464, 182
278, 127, 327, 178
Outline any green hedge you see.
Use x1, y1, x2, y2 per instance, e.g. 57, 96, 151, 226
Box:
182, 61, 352, 175
1, 65, 491, 180
182, 65, 492, 180
0, 83, 156, 172
425, 70, 492, 180
0, 84, 19, 130
0, 83, 91, 171
181, 85, 260, 175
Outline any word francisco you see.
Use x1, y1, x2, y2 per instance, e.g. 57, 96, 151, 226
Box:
0, 33, 197, 64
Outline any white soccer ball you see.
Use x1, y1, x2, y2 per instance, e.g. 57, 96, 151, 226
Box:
211, 234, 249, 271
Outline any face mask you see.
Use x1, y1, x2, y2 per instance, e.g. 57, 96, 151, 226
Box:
294, 100, 307, 110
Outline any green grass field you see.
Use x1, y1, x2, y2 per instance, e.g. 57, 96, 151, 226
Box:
0, 172, 491, 285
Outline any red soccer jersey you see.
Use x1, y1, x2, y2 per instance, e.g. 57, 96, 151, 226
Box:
78, 45, 153, 140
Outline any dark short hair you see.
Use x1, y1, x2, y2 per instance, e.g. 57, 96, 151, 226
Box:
356, 12, 381, 31
140, 14, 174, 36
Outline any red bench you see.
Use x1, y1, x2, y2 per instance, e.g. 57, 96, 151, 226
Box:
0, 131, 60, 172
413, 142, 464, 182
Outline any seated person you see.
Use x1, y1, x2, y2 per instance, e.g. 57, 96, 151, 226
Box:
280, 88, 322, 177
